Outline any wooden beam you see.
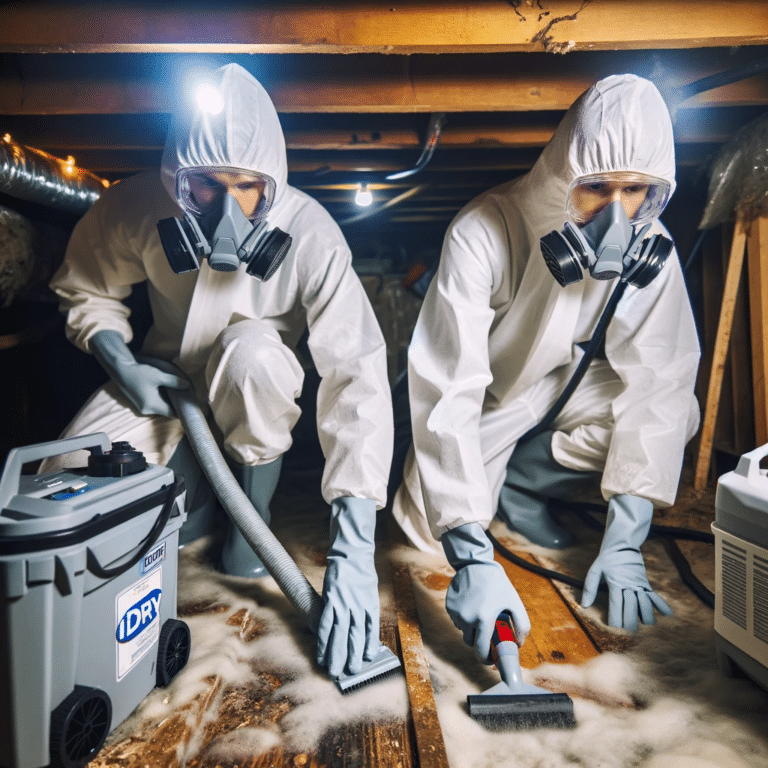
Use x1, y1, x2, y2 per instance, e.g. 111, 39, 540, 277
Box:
747, 217, 768, 446
3, 49, 768, 115
0, 1, 766, 53
695, 220, 748, 490
392, 565, 450, 768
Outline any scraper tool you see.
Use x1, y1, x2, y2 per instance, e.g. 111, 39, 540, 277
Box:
467, 611, 576, 729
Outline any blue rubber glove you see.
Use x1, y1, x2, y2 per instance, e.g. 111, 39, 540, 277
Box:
581, 494, 673, 631
90, 330, 189, 418
317, 497, 381, 678
441, 522, 531, 663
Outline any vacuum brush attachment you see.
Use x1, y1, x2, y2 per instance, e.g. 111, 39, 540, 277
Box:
334, 646, 403, 694
467, 612, 576, 730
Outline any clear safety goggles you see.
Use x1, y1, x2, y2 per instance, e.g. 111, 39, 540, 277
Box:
566, 172, 671, 227
176, 166, 276, 221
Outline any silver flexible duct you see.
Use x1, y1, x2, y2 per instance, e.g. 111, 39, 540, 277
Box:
165, 386, 325, 632
0, 135, 105, 215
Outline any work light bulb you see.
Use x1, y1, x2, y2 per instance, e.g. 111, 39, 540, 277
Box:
195, 83, 224, 115
355, 184, 373, 207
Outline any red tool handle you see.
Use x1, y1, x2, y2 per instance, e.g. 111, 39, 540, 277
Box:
490, 611, 517, 663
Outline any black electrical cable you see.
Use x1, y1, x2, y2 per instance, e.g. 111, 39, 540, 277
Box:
490, 496, 716, 608
487, 528, 606, 592
561, 499, 715, 544
485, 262, 716, 608
662, 538, 716, 608
518, 278, 628, 444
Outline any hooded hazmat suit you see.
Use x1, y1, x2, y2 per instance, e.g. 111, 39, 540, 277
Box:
392, 74, 700, 626
45, 63, 393, 675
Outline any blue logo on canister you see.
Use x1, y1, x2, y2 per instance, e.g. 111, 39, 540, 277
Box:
116, 588, 162, 643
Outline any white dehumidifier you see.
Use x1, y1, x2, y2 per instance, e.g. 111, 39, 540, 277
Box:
713, 443, 768, 692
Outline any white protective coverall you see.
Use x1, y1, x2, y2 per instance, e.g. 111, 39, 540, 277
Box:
46, 65, 393, 511
392, 74, 701, 554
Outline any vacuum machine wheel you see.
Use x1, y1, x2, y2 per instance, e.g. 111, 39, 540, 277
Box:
156, 617, 192, 687
49, 685, 112, 768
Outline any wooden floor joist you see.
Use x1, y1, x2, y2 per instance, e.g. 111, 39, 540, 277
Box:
392, 564, 451, 768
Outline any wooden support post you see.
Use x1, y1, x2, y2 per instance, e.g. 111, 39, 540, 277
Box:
747, 216, 768, 447
694, 220, 748, 490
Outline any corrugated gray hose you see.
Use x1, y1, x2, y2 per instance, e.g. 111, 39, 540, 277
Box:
165, 386, 325, 633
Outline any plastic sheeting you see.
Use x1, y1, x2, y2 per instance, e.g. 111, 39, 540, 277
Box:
700, 111, 768, 229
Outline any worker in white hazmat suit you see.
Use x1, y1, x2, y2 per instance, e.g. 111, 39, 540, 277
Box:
392, 74, 700, 657
44, 63, 394, 679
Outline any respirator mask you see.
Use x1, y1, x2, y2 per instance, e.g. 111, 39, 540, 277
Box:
540, 194, 673, 289
157, 168, 292, 281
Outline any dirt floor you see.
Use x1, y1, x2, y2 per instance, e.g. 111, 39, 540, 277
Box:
87, 460, 768, 768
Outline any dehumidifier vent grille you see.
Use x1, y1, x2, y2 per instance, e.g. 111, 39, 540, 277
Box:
722, 540, 748, 629
754, 555, 768, 644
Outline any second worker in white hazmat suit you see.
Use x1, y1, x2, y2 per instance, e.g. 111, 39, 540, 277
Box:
392, 74, 700, 657
44, 63, 394, 679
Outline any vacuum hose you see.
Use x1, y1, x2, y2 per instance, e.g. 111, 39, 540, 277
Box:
164, 386, 325, 633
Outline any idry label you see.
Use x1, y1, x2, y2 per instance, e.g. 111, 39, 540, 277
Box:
115, 568, 163, 680
116, 588, 162, 643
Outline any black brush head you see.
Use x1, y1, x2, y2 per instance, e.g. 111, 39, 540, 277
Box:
338, 665, 402, 695
334, 646, 403, 694
467, 692, 576, 730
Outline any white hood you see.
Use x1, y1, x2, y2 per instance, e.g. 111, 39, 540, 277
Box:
160, 63, 288, 218
516, 73, 676, 233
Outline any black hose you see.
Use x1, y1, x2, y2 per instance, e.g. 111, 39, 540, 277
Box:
490, 498, 716, 608
518, 279, 627, 443
487, 529, 605, 592
561, 499, 715, 544
662, 538, 715, 609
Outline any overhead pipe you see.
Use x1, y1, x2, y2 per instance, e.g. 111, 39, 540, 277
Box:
0, 133, 107, 215
668, 56, 768, 106
385, 113, 447, 181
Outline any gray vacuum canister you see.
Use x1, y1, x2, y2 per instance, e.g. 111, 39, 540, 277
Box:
713, 442, 768, 693
0, 433, 190, 768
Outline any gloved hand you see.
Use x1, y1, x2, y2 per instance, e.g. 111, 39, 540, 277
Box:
90, 330, 189, 418
317, 497, 381, 678
441, 522, 531, 663
581, 494, 673, 631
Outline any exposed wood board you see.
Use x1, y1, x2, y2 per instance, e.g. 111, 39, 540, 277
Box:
4, 105, 763, 155
727, 240, 755, 455
492, 545, 601, 667
392, 564, 450, 768
89, 612, 415, 767
3, 49, 768, 115
747, 216, 768, 446
48, 142, 721, 176
0, 1, 766, 53
695, 219, 747, 490
3, 112, 762, 154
